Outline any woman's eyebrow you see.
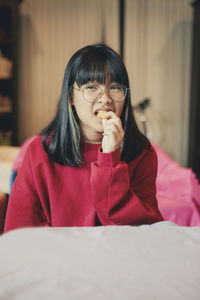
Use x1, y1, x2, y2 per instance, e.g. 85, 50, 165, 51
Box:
84, 81, 101, 86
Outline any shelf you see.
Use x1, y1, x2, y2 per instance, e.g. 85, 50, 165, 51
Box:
0, 129, 12, 146
0, 6, 12, 40
0, 78, 12, 81
0, 113, 12, 129
0, 43, 12, 60
0, 0, 22, 145
0, 38, 12, 44
0, 111, 12, 115
0, 80, 12, 96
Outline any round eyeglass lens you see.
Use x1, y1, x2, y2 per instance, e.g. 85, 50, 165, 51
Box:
83, 86, 101, 102
109, 85, 126, 102
83, 84, 127, 102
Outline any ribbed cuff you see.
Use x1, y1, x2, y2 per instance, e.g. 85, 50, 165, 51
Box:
97, 147, 121, 167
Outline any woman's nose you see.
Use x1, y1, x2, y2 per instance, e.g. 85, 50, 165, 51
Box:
97, 90, 112, 104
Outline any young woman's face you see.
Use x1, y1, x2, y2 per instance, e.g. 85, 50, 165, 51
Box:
72, 81, 125, 143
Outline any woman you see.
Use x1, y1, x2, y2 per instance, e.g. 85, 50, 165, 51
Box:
4, 44, 163, 232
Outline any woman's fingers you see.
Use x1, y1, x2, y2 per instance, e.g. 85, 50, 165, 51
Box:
101, 112, 124, 153
100, 111, 117, 120
102, 123, 120, 135
102, 113, 122, 128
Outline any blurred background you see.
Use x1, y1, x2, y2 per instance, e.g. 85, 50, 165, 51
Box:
0, 0, 199, 175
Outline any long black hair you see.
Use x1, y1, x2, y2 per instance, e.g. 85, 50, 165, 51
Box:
41, 44, 150, 166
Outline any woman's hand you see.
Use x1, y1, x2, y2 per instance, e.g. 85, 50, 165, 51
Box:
101, 111, 124, 153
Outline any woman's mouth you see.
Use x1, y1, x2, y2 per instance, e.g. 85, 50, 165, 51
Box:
97, 111, 110, 119
94, 109, 112, 120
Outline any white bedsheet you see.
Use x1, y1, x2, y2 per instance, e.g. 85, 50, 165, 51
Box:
0, 222, 200, 300
0, 162, 12, 194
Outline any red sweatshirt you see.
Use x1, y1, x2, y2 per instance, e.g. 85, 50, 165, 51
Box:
4, 136, 163, 232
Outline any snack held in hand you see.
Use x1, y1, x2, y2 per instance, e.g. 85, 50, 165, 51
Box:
97, 111, 110, 119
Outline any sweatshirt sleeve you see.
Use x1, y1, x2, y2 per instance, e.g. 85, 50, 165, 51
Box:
4, 146, 49, 233
90, 147, 164, 225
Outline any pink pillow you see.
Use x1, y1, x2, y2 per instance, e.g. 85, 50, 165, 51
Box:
153, 143, 200, 226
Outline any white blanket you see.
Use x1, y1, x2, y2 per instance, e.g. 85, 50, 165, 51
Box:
0, 222, 200, 300
0, 162, 12, 194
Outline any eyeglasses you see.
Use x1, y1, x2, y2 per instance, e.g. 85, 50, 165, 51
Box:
73, 84, 129, 103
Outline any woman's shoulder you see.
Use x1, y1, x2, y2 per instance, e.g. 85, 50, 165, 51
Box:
24, 135, 49, 163
12, 136, 39, 171
129, 144, 157, 168
26, 135, 43, 151
13, 136, 49, 176
141, 144, 157, 161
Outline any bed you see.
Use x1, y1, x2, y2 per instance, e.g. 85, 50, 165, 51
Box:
0, 144, 200, 298
0, 223, 200, 299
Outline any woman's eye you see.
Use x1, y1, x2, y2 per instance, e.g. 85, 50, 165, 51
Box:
85, 85, 97, 90
110, 85, 123, 91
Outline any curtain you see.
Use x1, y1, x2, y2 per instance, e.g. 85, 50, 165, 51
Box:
18, 0, 192, 166
18, 0, 119, 142
125, 0, 193, 166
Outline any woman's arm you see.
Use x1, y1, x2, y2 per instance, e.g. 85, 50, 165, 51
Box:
4, 146, 50, 233
90, 147, 163, 225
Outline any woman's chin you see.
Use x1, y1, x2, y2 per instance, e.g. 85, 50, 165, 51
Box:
94, 122, 103, 133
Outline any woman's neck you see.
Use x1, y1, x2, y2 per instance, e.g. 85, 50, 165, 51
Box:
82, 131, 103, 144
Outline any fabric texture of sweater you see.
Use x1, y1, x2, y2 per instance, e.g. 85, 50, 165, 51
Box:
4, 136, 163, 232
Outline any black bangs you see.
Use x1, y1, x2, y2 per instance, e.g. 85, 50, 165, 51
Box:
75, 52, 126, 87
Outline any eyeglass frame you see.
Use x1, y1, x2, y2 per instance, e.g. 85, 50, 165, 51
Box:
73, 83, 129, 103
